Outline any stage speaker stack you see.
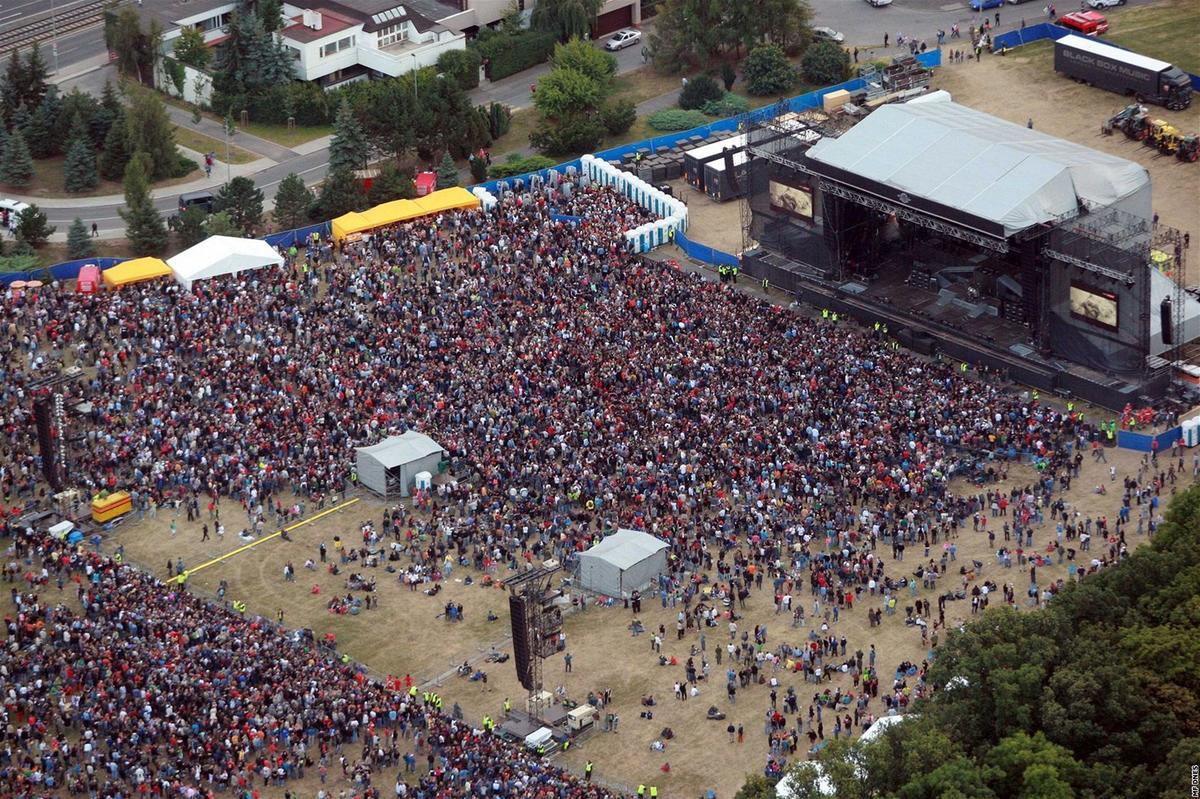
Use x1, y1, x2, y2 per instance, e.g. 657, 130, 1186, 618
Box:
509, 595, 535, 690
1161, 298, 1175, 346
535, 591, 564, 657
33, 398, 61, 491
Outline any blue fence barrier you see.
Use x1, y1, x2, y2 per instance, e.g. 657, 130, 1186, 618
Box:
1117, 426, 1184, 453
675, 230, 738, 267
550, 214, 584, 224
992, 22, 1200, 88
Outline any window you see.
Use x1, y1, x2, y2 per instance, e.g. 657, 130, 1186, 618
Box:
377, 23, 407, 47
321, 35, 356, 57
195, 13, 230, 33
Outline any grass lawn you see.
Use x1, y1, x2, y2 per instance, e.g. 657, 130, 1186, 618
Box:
1104, 0, 1200, 74
611, 67, 688, 106
0, 156, 200, 200
489, 106, 540, 159
241, 121, 334, 148
173, 127, 258, 164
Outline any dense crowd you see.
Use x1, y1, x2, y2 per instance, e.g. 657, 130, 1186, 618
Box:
0, 180, 1164, 795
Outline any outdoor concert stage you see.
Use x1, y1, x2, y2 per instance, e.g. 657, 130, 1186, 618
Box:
738, 96, 1198, 410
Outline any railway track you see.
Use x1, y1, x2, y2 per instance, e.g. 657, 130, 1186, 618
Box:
0, 0, 112, 57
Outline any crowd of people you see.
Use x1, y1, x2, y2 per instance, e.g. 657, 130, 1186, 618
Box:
0, 179, 1174, 795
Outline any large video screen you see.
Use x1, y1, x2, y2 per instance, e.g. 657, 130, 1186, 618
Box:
1070, 282, 1119, 332
769, 180, 813, 220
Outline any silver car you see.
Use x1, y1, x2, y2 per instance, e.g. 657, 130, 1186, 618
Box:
813, 26, 846, 43
604, 29, 642, 51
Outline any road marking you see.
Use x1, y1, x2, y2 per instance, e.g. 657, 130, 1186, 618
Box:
181, 497, 359, 578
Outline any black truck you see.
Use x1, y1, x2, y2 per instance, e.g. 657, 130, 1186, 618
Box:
1054, 34, 1192, 110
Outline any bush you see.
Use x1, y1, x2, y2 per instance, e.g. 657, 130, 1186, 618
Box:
438, 49, 483, 90
743, 44, 796, 96
530, 114, 606, 155
701, 92, 750, 117
212, 82, 331, 127
0, 254, 38, 274
479, 102, 512, 140
600, 99, 636, 136
679, 74, 723, 110
802, 41, 851, 87
647, 108, 711, 131
473, 30, 558, 81
489, 153, 557, 179
720, 62, 737, 91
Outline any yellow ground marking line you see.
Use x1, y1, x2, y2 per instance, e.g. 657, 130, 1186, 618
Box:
175, 497, 360, 583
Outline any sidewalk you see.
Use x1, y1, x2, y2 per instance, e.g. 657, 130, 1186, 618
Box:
163, 104, 299, 163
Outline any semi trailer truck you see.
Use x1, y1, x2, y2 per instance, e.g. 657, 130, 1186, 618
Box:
1054, 34, 1192, 110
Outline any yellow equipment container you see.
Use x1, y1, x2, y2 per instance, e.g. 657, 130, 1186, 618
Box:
823, 89, 851, 113
91, 491, 132, 523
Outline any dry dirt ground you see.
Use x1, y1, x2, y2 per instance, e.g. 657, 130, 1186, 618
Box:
90, 429, 1189, 799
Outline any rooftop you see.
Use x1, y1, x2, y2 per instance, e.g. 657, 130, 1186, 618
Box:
279, 7, 359, 43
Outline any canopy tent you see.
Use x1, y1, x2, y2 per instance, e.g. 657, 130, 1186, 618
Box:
102, 257, 172, 288
331, 187, 481, 241
167, 236, 284, 290
805, 98, 1149, 238
355, 431, 446, 497
576, 529, 668, 598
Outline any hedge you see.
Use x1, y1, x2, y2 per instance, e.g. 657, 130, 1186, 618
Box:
212, 82, 333, 127
473, 30, 557, 81
647, 108, 712, 131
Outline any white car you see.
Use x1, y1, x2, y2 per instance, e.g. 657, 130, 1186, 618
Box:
865, 0, 893, 6
0, 198, 30, 231
813, 27, 846, 43
604, 29, 642, 51
1086, 0, 1125, 7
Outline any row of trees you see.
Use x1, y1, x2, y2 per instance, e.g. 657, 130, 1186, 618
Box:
742, 484, 1200, 799
648, 0, 815, 73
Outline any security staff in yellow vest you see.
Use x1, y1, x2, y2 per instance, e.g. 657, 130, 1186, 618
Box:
482, 715, 495, 732
821, 308, 830, 320
650, 787, 658, 798
232, 600, 247, 614
584, 761, 594, 781
503, 697, 512, 715
960, 362, 969, 373
637, 786, 646, 798
730, 265, 739, 282
409, 686, 418, 699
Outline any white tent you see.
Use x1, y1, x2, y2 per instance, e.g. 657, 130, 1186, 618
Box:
167, 235, 285, 290
576, 529, 668, 597
355, 431, 446, 497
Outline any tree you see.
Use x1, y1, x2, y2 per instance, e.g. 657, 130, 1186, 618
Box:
120, 153, 169, 255
63, 131, 99, 193
315, 167, 367, 219
106, 7, 158, 83
358, 80, 415, 162
20, 44, 49, 109
258, 0, 284, 32
468, 153, 488, 183
21, 100, 55, 159
329, 98, 371, 174
531, 0, 603, 43
646, 0, 725, 72
529, 114, 605, 154
721, 61, 737, 90
533, 66, 604, 119
437, 49, 483, 91
551, 38, 617, 86
0, 129, 34, 187
679, 74, 723, 109
66, 217, 96, 259
480, 102, 512, 141
13, 204, 54, 248
743, 44, 796, 95
173, 26, 211, 70
1, 48, 25, 121
99, 111, 131, 181
273, 172, 314, 230
204, 210, 241, 237
436, 152, 459, 189
600, 99, 635, 135
367, 162, 415, 205
174, 206, 209, 248
801, 40, 850, 87
732, 773, 779, 799
214, 175, 265, 233
212, 10, 294, 95
124, 89, 183, 180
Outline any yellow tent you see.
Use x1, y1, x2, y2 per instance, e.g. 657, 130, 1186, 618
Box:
330, 187, 480, 241
102, 257, 173, 288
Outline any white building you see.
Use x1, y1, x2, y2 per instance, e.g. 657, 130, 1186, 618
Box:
149, 0, 641, 91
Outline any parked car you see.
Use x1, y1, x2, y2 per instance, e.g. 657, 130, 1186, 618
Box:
970, 0, 1005, 9
864, 0, 892, 7
812, 27, 846, 43
1086, 0, 1124, 8
178, 190, 215, 214
0, 198, 30, 231
604, 29, 642, 51
1059, 10, 1109, 34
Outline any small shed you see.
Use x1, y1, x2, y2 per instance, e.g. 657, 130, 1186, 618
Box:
577, 529, 668, 598
355, 431, 446, 497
